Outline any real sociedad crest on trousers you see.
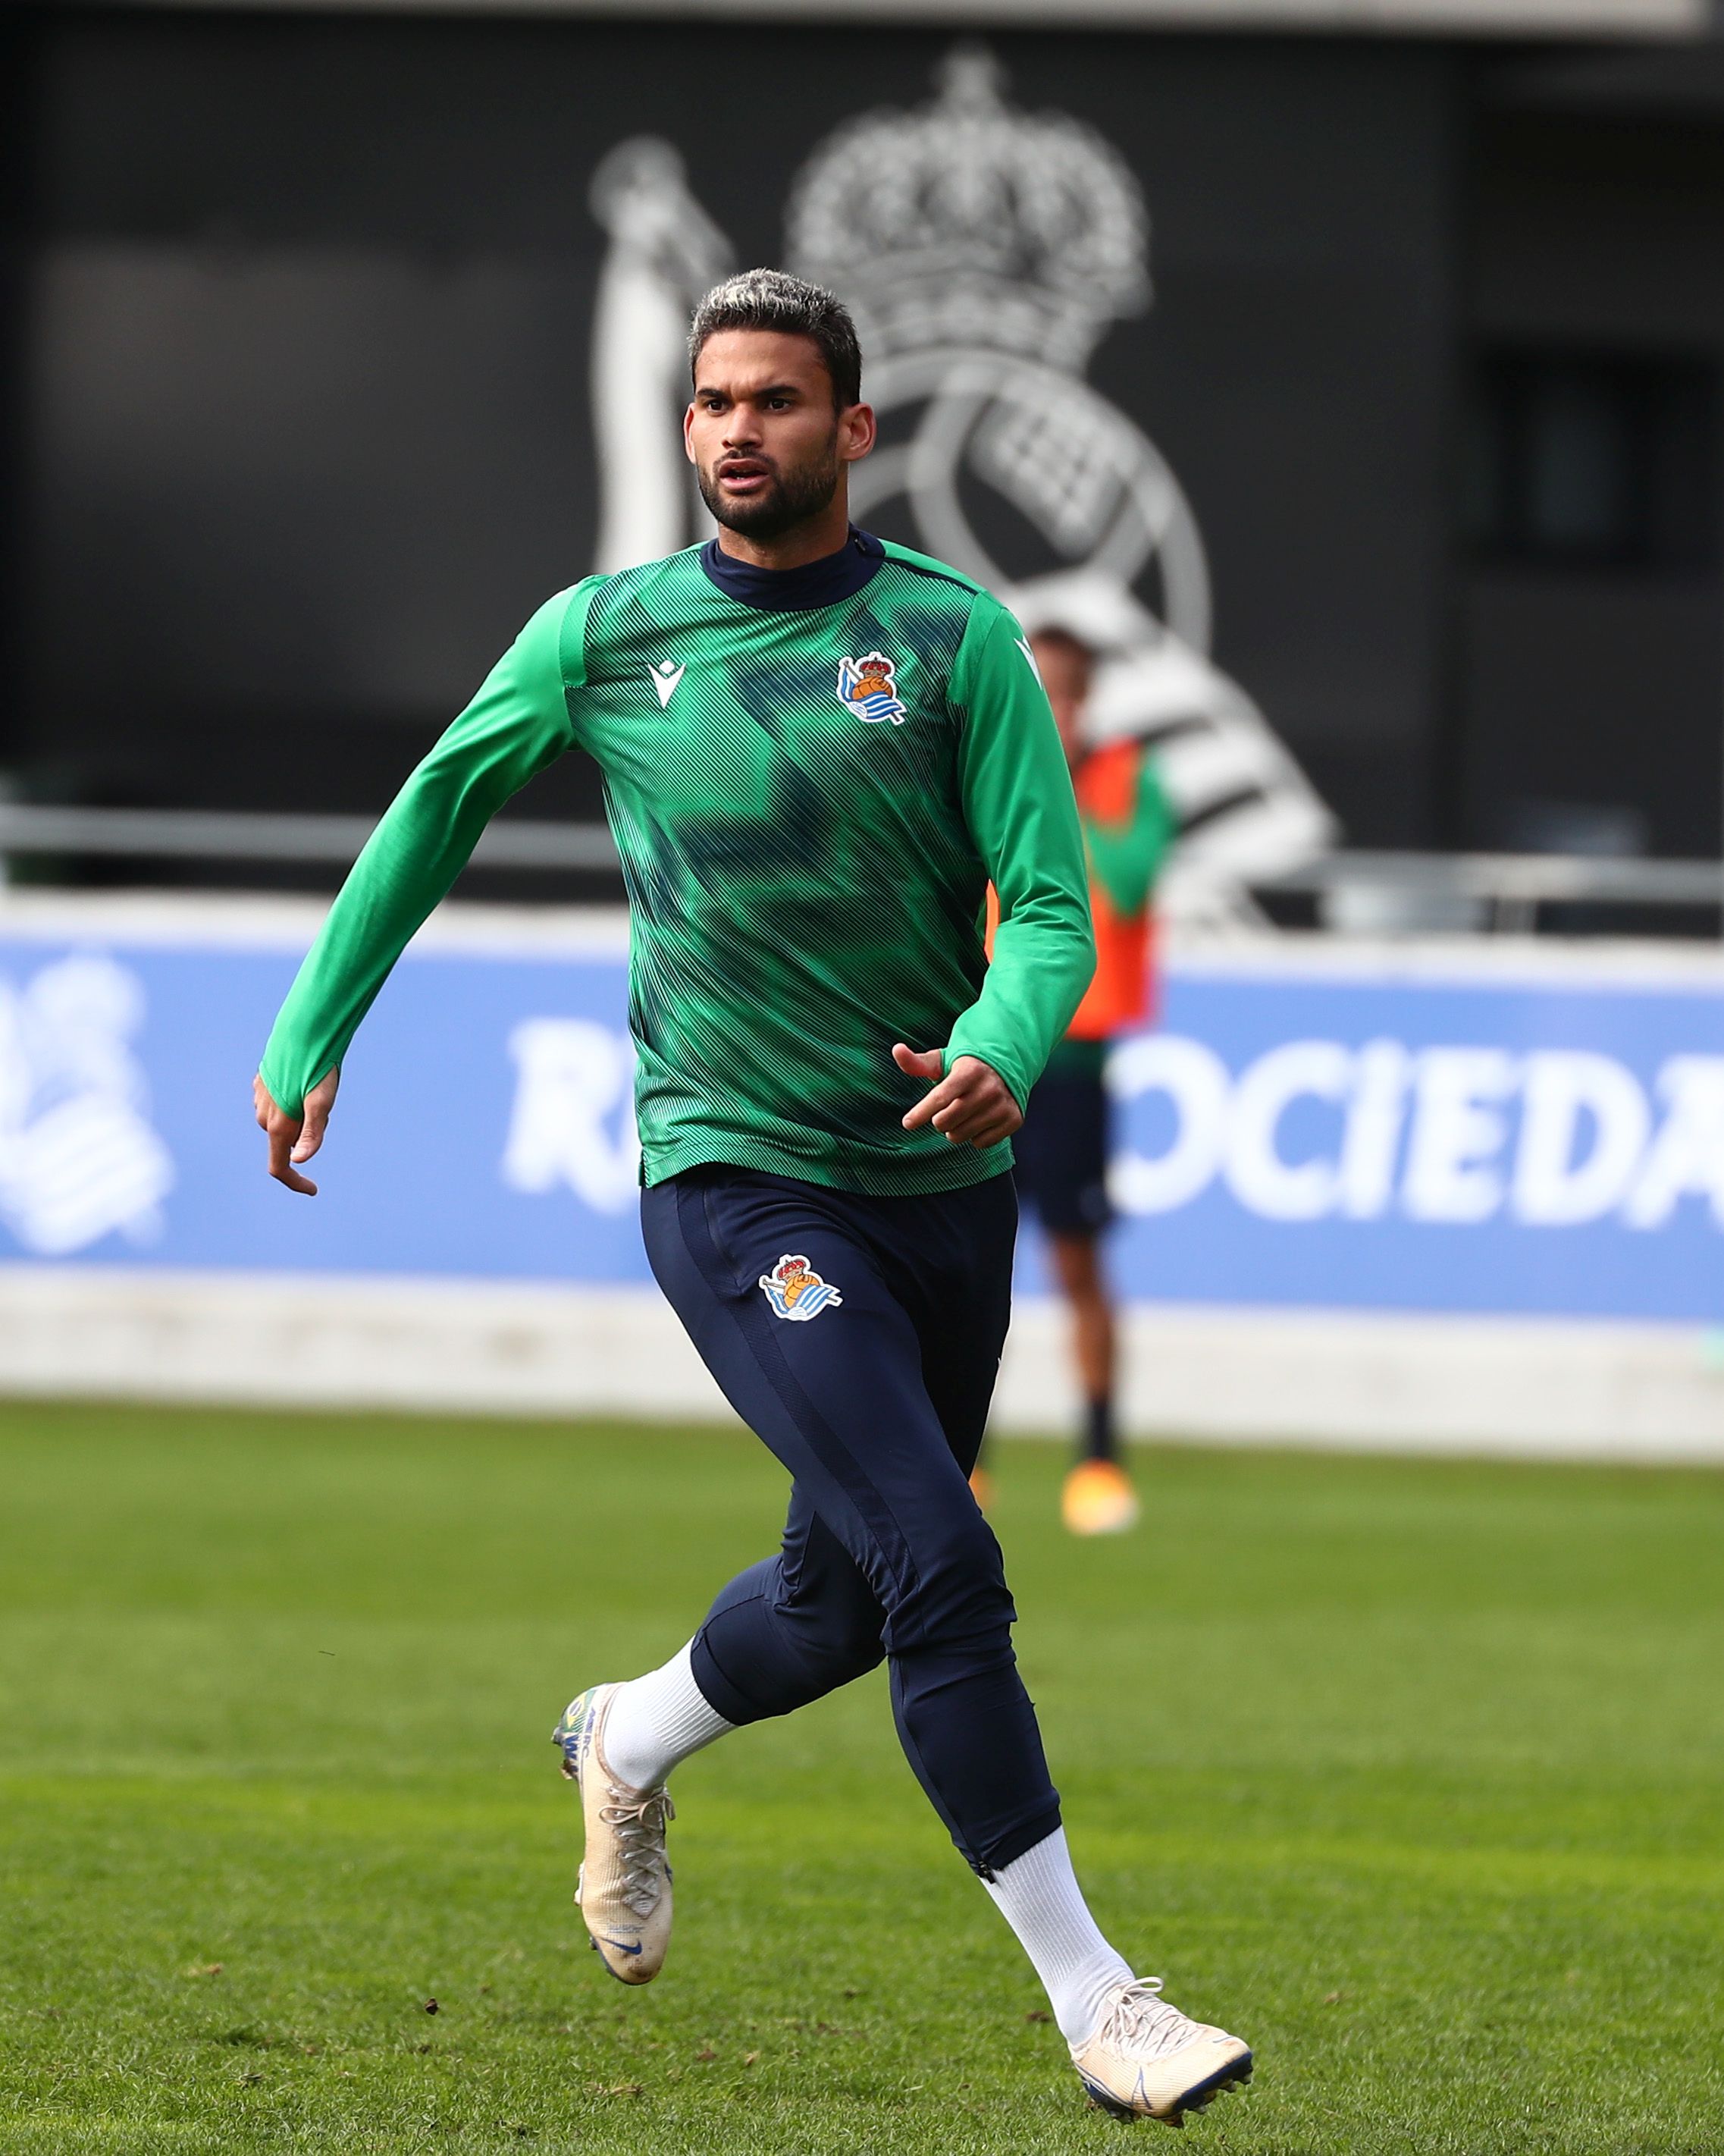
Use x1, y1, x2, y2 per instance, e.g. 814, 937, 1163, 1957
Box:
759, 1254, 843, 1322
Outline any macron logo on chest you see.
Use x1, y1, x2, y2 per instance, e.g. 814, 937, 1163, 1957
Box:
647, 658, 685, 709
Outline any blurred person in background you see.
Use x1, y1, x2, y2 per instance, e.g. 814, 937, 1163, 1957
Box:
974, 617, 1174, 1538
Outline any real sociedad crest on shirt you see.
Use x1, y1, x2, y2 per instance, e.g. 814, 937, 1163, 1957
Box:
759, 1253, 843, 1322
838, 652, 907, 725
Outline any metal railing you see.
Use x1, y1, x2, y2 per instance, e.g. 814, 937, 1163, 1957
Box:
1267, 849, 1724, 935
0, 804, 619, 872
2, 804, 1720, 934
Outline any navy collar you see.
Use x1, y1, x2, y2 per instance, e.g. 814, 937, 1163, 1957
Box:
698, 526, 886, 611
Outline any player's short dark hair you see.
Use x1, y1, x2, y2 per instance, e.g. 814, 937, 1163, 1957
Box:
688, 270, 863, 410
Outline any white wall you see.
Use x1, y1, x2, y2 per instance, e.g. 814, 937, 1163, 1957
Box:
2, 1263, 1720, 1463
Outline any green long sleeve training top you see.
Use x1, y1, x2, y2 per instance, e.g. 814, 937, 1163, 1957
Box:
259, 529, 1096, 1196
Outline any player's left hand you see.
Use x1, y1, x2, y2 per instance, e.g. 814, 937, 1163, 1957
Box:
893, 1043, 1023, 1148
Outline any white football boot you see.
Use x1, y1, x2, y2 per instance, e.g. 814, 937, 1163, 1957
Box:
551, 1684, 674, 1984
1069, 1978, 1252, 2124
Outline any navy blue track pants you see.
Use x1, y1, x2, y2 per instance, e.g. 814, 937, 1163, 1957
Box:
640, 1163, 1061, 1877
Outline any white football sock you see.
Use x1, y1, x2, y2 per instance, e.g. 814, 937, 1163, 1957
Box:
600, 1642, 735, 1790
982, 1827, 1136, 2044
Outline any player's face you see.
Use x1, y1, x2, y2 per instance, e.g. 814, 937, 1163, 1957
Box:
685, 331, 875, 541
1029, 630, 1095, 769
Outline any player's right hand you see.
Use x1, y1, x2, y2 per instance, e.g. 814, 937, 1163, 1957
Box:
253, 1066, 340, 1196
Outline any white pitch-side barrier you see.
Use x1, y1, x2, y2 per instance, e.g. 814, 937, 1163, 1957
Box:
0, 1265, 1719, 1463
0, 888, 1719, 1461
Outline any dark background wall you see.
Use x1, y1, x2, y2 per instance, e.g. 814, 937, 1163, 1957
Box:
11, 11, 1724, 883
1459, 43, 1724, 861
0, 12, 34, 784
9, 10, 1463, 875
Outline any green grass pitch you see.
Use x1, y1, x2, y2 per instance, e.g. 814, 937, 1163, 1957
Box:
2, 1401, 1721, 2154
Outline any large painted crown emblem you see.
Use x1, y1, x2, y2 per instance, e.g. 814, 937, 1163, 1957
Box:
787, 47, 1149, 372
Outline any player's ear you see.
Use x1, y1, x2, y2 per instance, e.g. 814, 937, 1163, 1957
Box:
840, 401, 876, 466
682, 403, 698, 464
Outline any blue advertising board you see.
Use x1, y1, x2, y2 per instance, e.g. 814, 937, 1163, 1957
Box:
0, 905, 1720, 1323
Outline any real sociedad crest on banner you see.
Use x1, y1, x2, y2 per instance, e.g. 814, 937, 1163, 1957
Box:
787, 51, 1202, 641
587, 47, 1335, 899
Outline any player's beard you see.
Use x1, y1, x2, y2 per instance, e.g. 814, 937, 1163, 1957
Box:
697, 434, 842, 542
